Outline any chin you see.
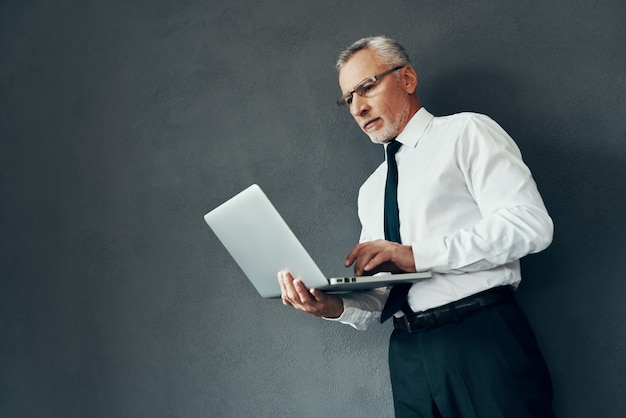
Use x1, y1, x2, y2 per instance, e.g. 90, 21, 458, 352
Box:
366, 126, 398, 144
368, 135, 392, 144
366, 131, 388, 144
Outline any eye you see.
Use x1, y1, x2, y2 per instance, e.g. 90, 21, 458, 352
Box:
345, 95, 353, 105
358, 81, 377, 96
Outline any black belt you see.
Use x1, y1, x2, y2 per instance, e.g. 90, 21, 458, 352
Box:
393, 286, 515, 333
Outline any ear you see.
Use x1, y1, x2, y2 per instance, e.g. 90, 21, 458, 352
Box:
400, 66, 418, 95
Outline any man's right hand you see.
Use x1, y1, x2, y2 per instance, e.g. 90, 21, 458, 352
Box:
277, 270, 344, 319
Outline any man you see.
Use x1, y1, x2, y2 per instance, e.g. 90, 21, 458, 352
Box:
278, 36, 554, 417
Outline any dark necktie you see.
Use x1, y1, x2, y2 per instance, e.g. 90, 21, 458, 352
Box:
380, 140, 412, 322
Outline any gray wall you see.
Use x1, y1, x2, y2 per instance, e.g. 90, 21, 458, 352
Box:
1, 0, 625, 417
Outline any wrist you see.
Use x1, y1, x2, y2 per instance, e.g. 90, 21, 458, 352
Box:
392, 244, 416, 272
325, 296, 345, 318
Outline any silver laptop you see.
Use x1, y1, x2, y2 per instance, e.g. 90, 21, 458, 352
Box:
204, 184, 431, 298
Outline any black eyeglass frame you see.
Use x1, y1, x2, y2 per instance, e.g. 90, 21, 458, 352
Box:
337, 65, 404, 106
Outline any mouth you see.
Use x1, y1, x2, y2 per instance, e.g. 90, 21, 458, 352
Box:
363, 117, 381, 131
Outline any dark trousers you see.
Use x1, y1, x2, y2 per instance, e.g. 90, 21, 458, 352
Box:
388, 301, 554, 418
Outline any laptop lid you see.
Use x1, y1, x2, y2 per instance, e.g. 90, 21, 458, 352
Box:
204, 184, 430, 298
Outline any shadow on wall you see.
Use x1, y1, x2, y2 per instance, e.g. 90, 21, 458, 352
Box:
422, 66, 626, 416
422, 66, 625, 293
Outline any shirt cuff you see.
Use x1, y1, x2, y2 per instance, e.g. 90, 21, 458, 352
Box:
322, 297, 380, 330
323, 296, 359, 322
412, 237, 448, 271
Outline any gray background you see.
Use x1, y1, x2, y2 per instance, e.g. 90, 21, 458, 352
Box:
1, 0, 625, 417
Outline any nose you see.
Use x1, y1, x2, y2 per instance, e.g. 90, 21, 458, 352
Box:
349, 94, 369, 117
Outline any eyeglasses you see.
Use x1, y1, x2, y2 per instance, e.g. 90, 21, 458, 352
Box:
337, 65, 404, 107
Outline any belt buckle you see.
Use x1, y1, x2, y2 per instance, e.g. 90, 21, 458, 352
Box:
405, 311, 437, 333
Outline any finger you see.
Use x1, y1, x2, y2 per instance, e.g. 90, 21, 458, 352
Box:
345, 243, 362, 267
363, 250, 393, 272
277, 271, 292, 306
280, 271, 298, 301
356, 240, 396, 273
354, 247, 376, 275
293, 279, 313, 303
278, 271, 288, 294
309, 288, 324, 302
281, 270, 295, 281
350, 241, 384, 274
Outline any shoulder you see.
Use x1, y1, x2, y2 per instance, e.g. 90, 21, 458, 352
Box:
434, 111, 499, 129
432, 112, 512, 144
420, 111, 502, 143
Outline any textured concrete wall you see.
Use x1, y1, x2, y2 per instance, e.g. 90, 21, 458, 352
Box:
1, 0, 625, 417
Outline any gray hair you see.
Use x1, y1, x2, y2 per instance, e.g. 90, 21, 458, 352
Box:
335, 36, 412, 71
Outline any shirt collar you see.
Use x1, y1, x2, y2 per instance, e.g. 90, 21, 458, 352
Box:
394, 107, 433, 148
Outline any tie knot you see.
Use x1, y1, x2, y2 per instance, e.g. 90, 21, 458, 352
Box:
386, 140, 402, 159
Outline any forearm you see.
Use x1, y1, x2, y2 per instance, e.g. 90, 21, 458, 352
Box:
413, 204, 554, 273
323, 287, 389, 330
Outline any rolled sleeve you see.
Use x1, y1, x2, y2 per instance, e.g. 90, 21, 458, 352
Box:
323, 287, 388, 330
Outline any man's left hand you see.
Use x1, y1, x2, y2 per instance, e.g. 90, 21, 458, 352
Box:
345, 239, 416, 276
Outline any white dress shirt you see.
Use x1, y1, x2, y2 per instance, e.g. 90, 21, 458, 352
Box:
328, 108, 553, 330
